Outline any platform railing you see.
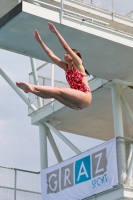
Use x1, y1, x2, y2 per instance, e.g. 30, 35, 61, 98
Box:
0, 166, 41, 200
28, 67, 69, 114
85, 0, 133, 18
25, 0, 133, 20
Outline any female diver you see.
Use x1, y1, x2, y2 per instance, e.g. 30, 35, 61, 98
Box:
16, 22, 92, 110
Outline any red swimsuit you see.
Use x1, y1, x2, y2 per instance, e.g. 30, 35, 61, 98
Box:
65, 66, 91, 93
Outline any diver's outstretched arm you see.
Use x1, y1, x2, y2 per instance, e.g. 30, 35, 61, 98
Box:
34, 29, 67, 70
48, 22, 83, 70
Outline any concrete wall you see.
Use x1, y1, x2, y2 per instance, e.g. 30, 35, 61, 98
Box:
0, 0, 18, 18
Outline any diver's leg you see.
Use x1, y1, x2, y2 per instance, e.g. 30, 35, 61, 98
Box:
16, 82, 92, 108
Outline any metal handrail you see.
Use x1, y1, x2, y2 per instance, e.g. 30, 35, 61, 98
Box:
0, 165, 40, 174
29, 63, 49, 75
30, 74, 68, 85
0, 165, 41, 200
33, 0, 109, 26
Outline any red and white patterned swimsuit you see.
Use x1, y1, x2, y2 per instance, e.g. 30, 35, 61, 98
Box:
65, 66, 91, 93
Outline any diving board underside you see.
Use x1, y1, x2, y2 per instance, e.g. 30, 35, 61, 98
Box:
1, 2, 133, 80
30, 86, 133, 141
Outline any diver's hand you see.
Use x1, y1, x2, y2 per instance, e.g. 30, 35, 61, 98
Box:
48, 22, 58, 34
34, 30, 42, 43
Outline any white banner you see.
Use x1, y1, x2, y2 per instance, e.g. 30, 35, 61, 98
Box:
41, 139, 118, 200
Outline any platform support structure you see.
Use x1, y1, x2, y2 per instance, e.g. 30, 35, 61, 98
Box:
38, 120, 82, 170
45, 122, 81, 154
0, 68, 37, 111
111, 83, 123, 137
119, 88, 133, 186
39, 122, 81, 169
46, 128, 63, 162
39, 124, 48, 169
112, 79, 133, 186
111, 83, 126, 184
125, 145, 133, 185
120, 88, 133, 126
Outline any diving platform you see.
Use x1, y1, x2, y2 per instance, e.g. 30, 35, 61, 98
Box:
28, 76, 133, 141
1, 1, 133, 200
0, 0, 133, 144
1, 1, 133, 80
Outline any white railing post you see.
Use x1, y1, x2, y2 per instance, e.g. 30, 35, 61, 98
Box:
51, 64, 54, 87
14, 169, 17, 200
51, 64, 54, 103
112, 0, 114, 20
60, 0, 64, 24
30, 58, 43, 108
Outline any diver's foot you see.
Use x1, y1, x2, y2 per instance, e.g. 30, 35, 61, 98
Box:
16, 82, 34, 93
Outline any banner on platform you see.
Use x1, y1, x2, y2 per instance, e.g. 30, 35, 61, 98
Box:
41, 138, 118, 200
